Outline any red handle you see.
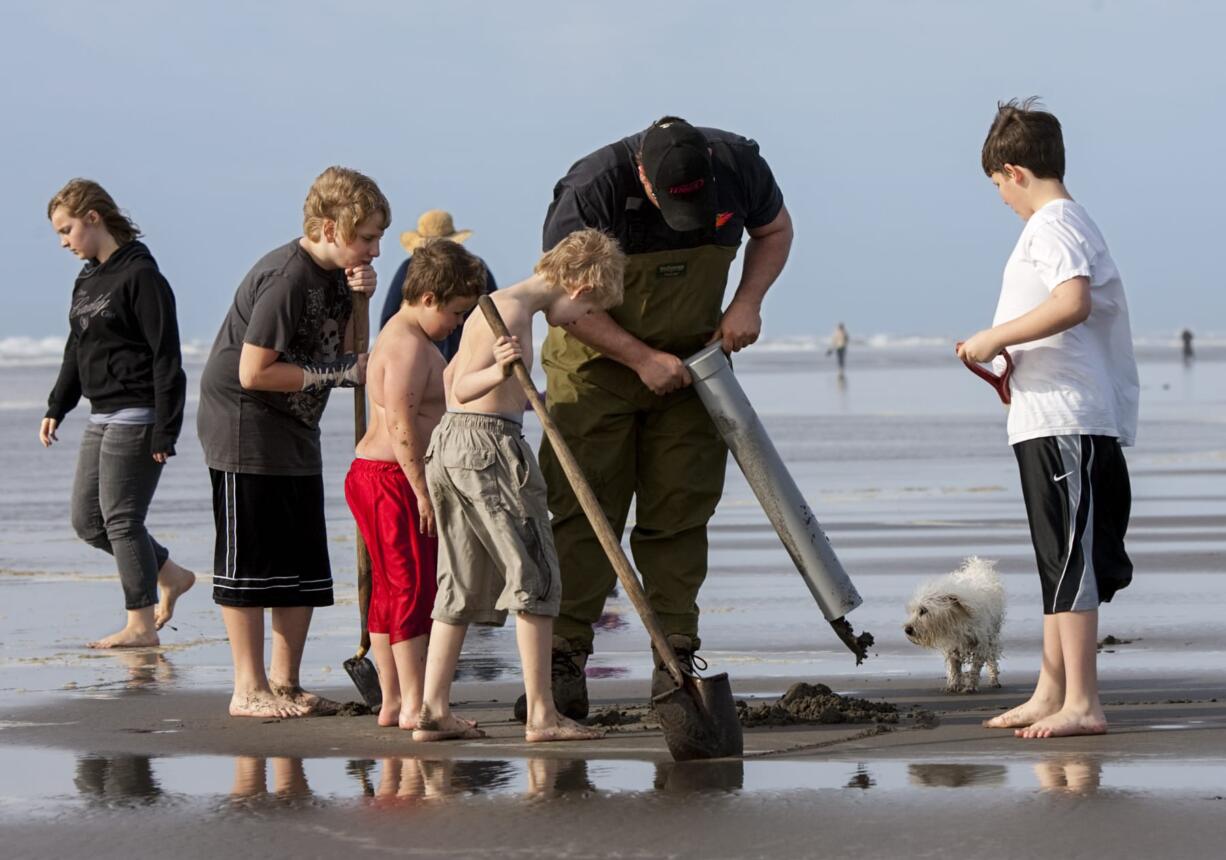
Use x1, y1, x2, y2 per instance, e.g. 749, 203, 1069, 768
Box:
955, 343, 1014, 405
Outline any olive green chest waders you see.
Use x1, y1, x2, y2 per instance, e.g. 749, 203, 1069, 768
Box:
540, 240, 738, 654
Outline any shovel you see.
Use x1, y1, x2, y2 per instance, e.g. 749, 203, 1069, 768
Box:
477, 296, 742, 761
956, 343, 1014, 405
342, 292, 383, 709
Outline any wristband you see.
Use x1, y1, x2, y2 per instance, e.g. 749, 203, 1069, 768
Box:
300, 355, 361, 393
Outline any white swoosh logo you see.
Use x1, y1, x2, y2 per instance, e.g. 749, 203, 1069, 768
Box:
1052, 470, 1075, 481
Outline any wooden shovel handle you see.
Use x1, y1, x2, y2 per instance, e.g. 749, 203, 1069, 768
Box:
352, 293, 372, 657
476, 296, 687, 687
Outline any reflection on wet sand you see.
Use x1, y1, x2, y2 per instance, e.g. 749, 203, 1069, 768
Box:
73, 650, 177, 694
67, 752, 1121, 808
75, 754, 162, 805
909, 763, 1008, 788
230, 756, 312, 804
526, 758, 596, 797
846, 764, 874, 789
112, 650, 176, 690
1034, 755, 1103, 794
654, 759, 745, 794
364, 758, 517, 804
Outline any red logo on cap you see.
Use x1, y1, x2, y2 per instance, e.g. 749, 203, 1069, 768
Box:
715, 211, 734, 229
668, 178, 705, 195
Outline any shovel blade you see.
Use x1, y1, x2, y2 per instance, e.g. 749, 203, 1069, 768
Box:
651, 672, 743, 761
343, 656, 383, 709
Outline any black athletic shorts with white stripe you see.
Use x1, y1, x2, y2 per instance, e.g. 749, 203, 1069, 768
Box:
209, 469, 334, 608
1014, 435, 1132, 615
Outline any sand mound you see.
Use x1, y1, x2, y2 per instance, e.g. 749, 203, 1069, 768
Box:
737, 682, 936, 728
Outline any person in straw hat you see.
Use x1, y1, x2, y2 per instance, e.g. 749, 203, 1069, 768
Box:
379, 209, 497, 358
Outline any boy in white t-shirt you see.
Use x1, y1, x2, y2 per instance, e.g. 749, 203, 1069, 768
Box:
959, 98, 1139, 739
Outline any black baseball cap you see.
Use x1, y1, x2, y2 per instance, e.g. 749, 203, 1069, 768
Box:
639, 118, 717, 232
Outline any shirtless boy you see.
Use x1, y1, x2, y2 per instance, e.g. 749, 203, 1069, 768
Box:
414, 228, 624, 743
344, 240, 488, 730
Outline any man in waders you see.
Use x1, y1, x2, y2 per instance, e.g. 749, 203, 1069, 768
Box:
527, 116, 793, 718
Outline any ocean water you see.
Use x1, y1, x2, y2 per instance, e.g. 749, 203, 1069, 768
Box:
1, 339, 1224, 697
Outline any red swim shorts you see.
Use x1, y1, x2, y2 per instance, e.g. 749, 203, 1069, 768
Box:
344, 458, 438, 644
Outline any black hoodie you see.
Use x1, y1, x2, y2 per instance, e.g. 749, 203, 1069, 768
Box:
45, 241, 186, 454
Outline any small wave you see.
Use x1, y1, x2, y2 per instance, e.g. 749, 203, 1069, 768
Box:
0, 336, 210, 367
0, 337, 66, 366
4, 331, 1220, 365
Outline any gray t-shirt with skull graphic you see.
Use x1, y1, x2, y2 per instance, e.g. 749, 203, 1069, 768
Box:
198, 240, 352, 476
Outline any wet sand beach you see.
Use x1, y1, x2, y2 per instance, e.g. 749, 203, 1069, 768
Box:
2, 342, 1224, 858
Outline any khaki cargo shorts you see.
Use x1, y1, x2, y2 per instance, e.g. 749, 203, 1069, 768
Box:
425, 412, 561, 625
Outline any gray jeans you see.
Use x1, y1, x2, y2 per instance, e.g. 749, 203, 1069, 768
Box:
71, 422, 169, 610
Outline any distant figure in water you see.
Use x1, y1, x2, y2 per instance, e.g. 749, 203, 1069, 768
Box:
827, 322, 849, 375
1181, 328, 1194, 364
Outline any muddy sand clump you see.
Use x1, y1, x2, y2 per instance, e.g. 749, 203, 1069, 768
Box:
333, 701, 373, 717
737, 682, 935, 728
586, 705, 648, 727
1098, 634, 1138, 651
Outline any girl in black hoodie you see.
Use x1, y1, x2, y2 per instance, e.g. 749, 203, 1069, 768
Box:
41, 179, 196, 648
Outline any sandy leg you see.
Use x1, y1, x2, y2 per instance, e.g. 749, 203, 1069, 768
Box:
87, 607, 159, 649
377, 702, 402, 727
413, 706, 485, 742
1016, 610, 1105, 738
1016, 707, 1108, 739
391, 634, 428, 732
516, 612, 602, 743
416, 621, 470, 739
370, 632, 401, 726
984, 614, 1064, 728
269, 683, 342, 716
154, 559, 196, 630
526, 715, 605, 743
983, 694, 1064, 728
229, 690, 308, 718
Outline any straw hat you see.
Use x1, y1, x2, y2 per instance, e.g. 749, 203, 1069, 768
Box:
399, 209, 473, 252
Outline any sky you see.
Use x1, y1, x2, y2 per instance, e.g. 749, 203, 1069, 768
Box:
4, 0, 1223, 344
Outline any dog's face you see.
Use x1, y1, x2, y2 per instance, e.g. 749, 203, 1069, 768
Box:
903, 593, 971, 648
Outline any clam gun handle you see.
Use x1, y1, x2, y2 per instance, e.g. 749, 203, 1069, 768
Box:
683, 344, 863, 622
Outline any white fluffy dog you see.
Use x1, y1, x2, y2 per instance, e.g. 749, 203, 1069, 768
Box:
903, 557, 1005, 693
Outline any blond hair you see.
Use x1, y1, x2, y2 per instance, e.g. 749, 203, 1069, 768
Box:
303, 166, 391, 242
535, 228, 625, 309
47, 179, 141, 245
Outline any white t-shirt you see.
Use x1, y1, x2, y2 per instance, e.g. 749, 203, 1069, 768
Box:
992, 199, 1139, 447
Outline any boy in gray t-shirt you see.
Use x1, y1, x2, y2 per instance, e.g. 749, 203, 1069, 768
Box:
197, 166, 389, 720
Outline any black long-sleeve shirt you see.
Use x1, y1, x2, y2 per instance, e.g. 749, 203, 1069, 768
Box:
45, 241, 186, 454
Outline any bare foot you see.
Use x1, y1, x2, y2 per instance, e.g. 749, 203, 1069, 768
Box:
155, 560, 196, 630
1016, 708, 1108, 739
87, 627, 159, 649
378, 700, 402, 728
269, 683, 342, 716
982, 697, 1062, 728
397, 707, 420, 731
526, 715, 605, 743
229, 690, 309, 719
413, 713, 485, 742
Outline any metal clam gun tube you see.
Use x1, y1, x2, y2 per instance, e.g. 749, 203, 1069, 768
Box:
684, 344, 874, 663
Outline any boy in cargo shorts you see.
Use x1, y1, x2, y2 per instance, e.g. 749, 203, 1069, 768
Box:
414, 228, 624, 743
